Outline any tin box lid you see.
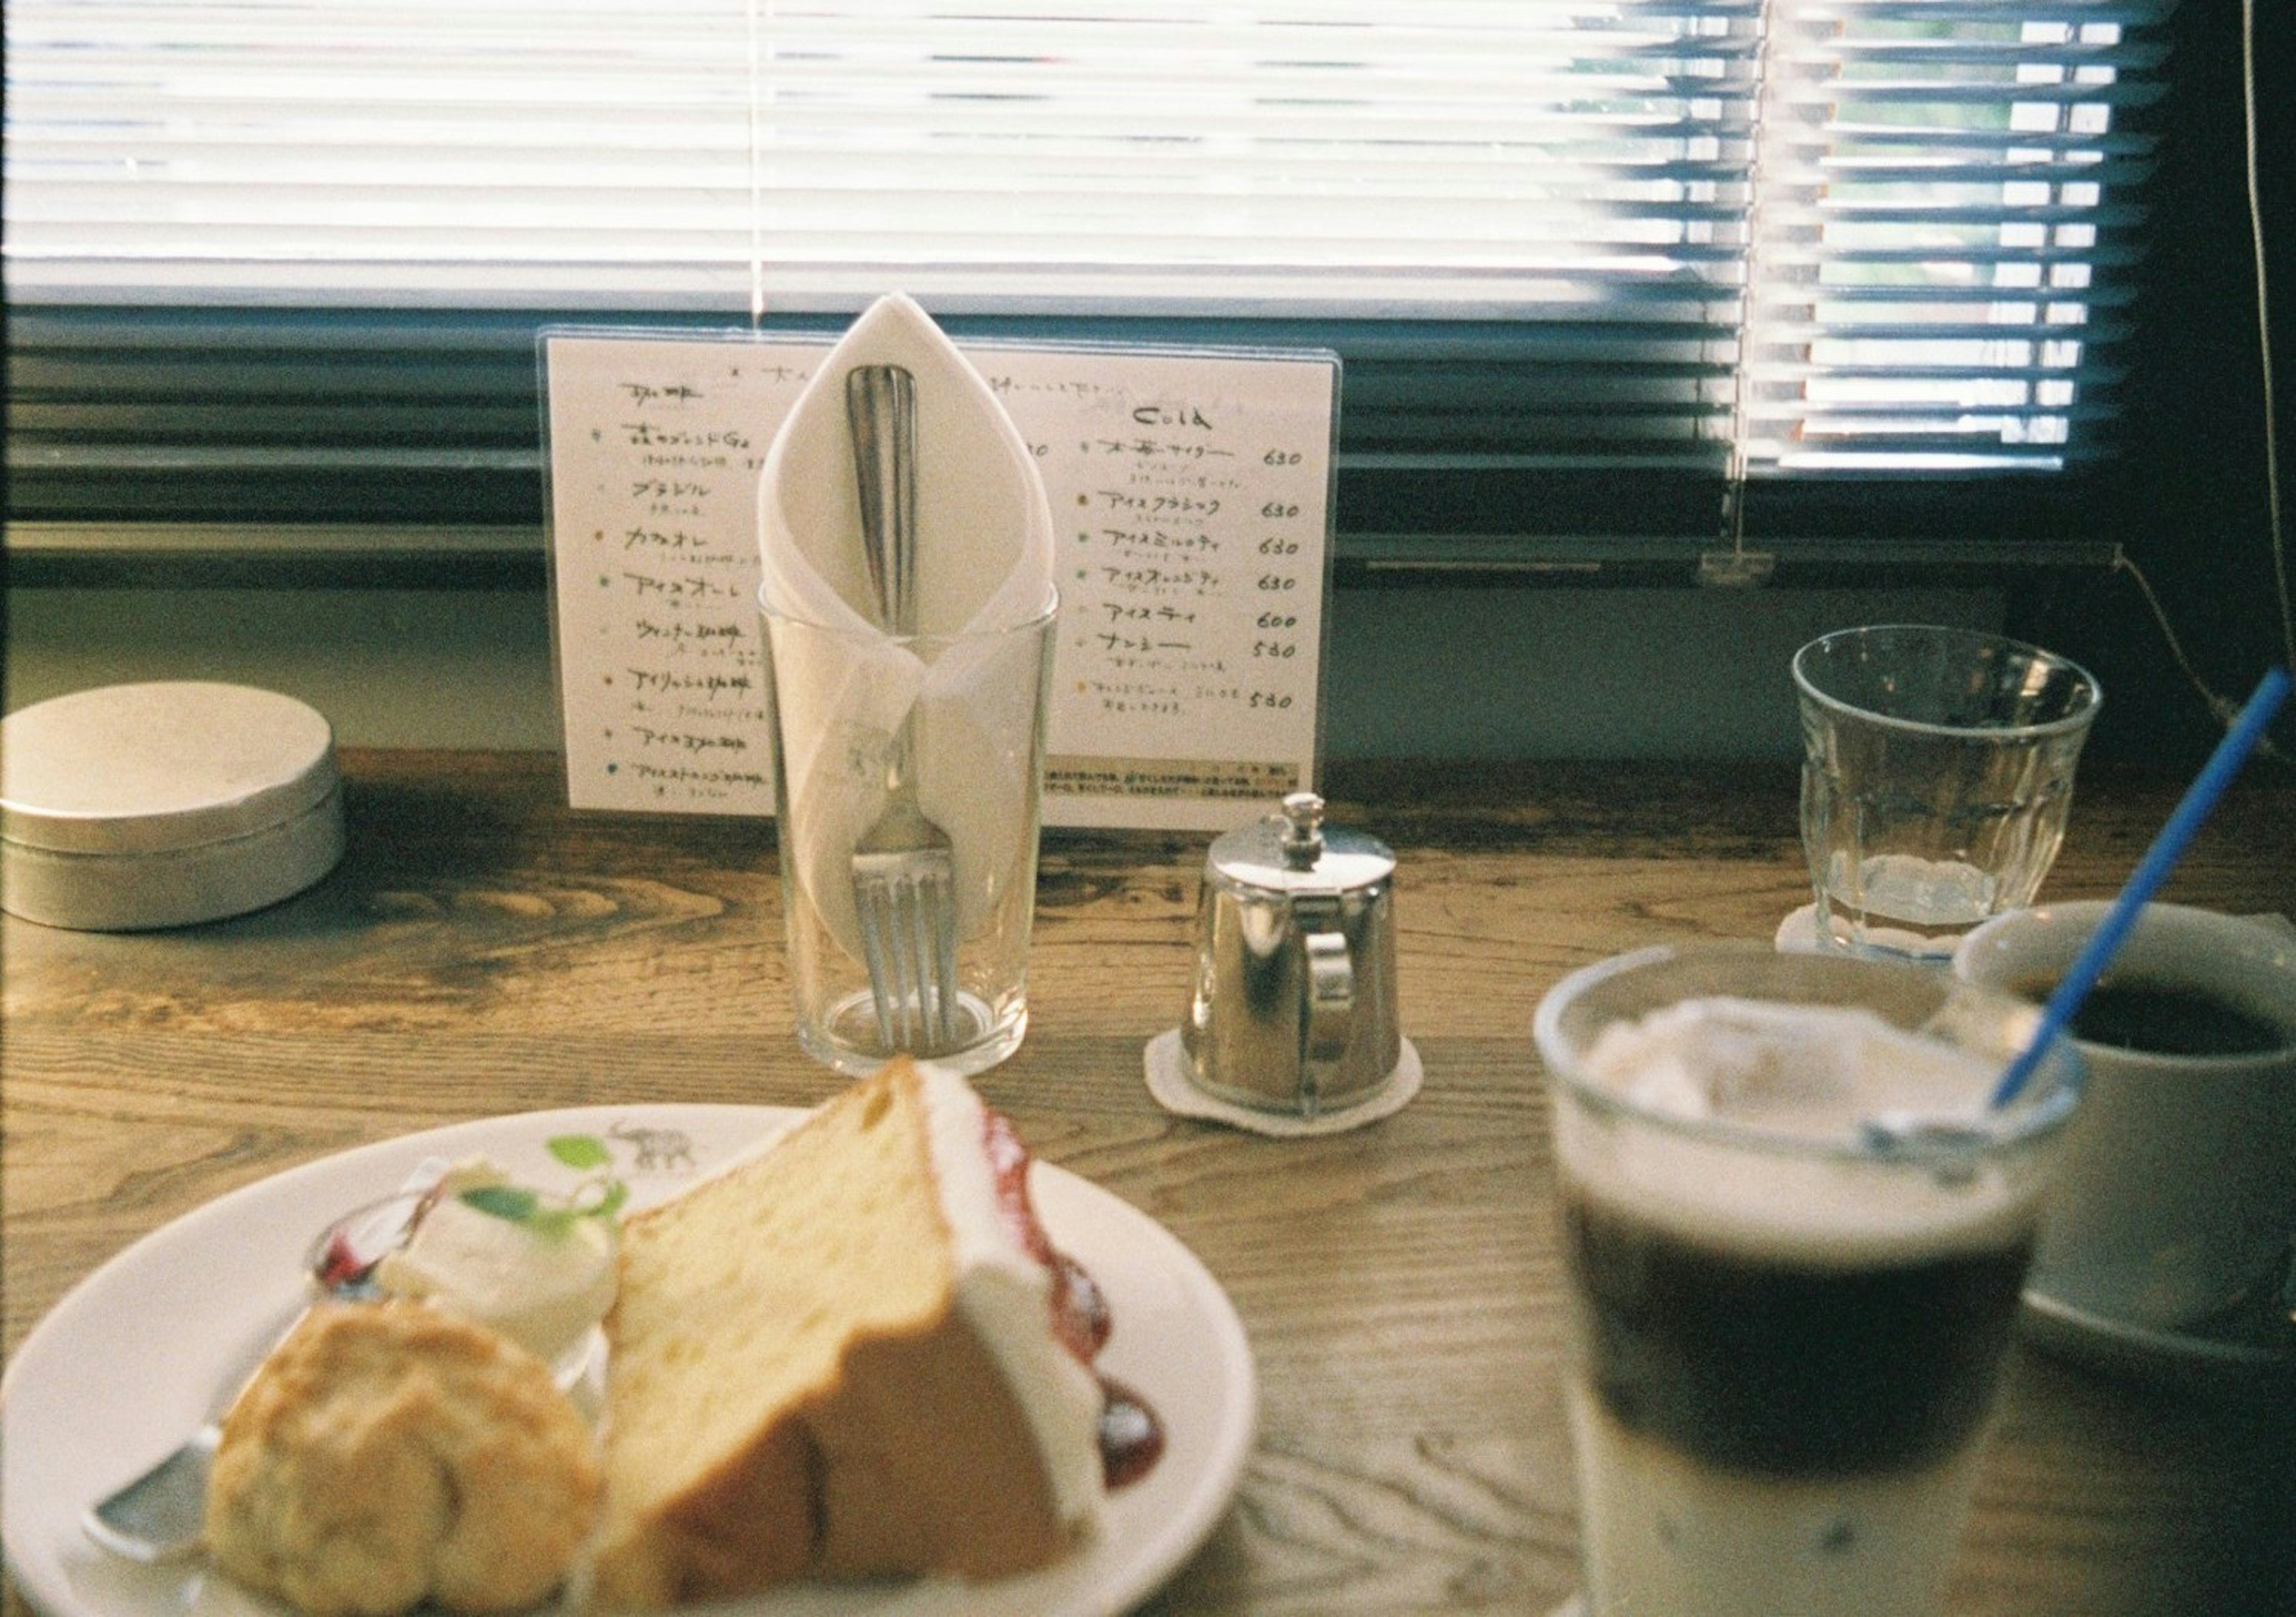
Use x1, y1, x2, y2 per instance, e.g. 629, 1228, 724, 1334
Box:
1, 681, 340, 856
1207, 790, 1395, 896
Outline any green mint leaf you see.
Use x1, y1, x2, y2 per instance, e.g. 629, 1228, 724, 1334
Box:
524, 1208, 581, 1240
460, 1185, 541, 1224
547, 1134, 613, 1171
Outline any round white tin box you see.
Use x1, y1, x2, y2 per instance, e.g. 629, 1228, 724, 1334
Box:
1, 681, 346, 931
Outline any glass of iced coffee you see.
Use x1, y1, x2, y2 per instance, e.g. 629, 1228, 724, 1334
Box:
1533, 944, 2081, 1617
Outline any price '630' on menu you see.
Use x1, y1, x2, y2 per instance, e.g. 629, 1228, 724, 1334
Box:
544, 331, 1338, 832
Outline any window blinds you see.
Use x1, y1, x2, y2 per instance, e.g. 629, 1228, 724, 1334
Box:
2, 0, 2173, 530
1736, 0, 2168, 475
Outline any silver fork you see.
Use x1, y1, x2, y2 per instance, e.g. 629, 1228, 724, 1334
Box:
845, 364, 961, 1054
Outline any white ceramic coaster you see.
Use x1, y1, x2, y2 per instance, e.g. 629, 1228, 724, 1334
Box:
1142, 1028, 1422, 1137
1775, 902, 1957, 962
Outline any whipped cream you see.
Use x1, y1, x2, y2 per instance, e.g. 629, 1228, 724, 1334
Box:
1583, 997, 1990, 1137
1565, 998, 2039, 1262
914, 1063, 1109, 1539
372, 1159, 617, 1368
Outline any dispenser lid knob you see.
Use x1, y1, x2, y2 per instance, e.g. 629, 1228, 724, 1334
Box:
1204, 790, 1394, 896
1280, 791, 1326, 867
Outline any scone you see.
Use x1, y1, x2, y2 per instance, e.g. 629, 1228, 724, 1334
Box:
204, 1299, 600, 1616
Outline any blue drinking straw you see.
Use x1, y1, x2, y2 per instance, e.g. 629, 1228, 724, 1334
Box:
1991, 664, 2292, 1108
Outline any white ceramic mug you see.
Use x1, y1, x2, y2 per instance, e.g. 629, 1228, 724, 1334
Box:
1953, 902, 2296, 1338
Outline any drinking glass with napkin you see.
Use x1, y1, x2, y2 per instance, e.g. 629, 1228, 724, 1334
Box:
757, 294, 1059, 1012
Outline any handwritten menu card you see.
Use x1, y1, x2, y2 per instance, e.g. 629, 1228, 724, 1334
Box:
544, 330, 1337, 831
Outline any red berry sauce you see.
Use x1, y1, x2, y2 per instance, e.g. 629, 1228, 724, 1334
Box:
982, 1109, 1164, 1488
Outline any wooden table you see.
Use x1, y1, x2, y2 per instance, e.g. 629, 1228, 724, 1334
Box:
6, 754, 2292, 1615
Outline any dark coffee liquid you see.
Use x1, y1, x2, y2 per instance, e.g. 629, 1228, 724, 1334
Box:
2010, 974, 2286, 1057
1562, 1191, 2032, 1478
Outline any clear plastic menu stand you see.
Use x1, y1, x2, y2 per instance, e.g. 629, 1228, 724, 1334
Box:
541, 327, 1339, 833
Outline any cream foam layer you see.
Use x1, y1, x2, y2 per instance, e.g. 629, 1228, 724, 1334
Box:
915, 1062, 1108, 1537
1564, 998, 2044, 1265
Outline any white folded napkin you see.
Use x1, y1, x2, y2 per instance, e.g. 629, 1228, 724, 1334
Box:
758, 294, 1058, 959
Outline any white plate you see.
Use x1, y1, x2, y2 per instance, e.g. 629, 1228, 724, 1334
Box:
2, 1106, 1257, 1617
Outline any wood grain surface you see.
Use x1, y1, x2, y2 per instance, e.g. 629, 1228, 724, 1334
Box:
5, 751, 2292, 1615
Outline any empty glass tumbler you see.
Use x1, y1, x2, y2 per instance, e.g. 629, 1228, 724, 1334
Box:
758, 589, 1058, 1076
1793, 625, 2100, 961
